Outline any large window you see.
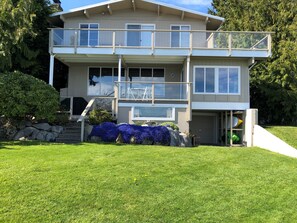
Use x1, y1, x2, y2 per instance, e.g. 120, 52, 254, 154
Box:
132, 106, 175, 121
80, 23, 99, 46
128, 68, 165, 96
88, 67, 125, 96
171, 25, 190, 47
194, 66, 240, 94
126, 24, 155, 47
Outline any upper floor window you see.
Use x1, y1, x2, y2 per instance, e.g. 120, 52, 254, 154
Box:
126, 24, 155, 47
80, 23, 99, 46
194, 66, 240, 94
171, 25, 190, 48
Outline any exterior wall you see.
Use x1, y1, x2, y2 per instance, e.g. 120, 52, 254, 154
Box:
117, 106, 189, 133
190, 58, 250, 104
66, 62, 183, 101
63, 9, 207, 48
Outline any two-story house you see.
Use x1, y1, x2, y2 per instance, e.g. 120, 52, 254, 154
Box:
49, 0, 272, 145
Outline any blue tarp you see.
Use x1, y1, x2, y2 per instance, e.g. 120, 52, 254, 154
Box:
89, 122, 170, 145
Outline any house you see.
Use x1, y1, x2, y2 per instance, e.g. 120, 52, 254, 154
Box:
48, 0, 272, 145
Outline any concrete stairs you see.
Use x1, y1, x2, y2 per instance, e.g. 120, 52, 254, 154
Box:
56, 122, 81, 144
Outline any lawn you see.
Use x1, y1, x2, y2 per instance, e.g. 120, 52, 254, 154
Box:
1, 142, 297, 222
265, 126, 297, 148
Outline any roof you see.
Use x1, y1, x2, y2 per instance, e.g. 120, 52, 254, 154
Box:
50, 0, 224, 30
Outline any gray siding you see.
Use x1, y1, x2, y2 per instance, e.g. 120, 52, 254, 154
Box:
190, 58, 250, 103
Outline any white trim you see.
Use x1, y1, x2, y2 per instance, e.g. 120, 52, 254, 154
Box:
131, 106, 175, 121
170, 25, 191, 48
125, 23, 156, 47
193, 66, 241, 95
50, 0, 225, 23
192, 102, 249, 110
79, 23, 100, 47
119, 103, 187, 108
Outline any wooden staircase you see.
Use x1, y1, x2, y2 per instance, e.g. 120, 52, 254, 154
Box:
56, 122, 81, 144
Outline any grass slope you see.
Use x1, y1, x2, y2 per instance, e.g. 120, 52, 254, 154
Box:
1, 142, 297, 222
265, 126, 297, 149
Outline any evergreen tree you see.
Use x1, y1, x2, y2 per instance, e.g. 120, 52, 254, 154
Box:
210, 0, 297, 124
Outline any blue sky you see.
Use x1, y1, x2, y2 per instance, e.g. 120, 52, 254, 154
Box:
57, 0, 212, 13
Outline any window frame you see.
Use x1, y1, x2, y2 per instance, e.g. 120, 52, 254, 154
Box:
131, 106, 175, 121
125, 23, 156, 47
79, 23, 100, 46
193, 66, 241, 95
170, 25, 191, 48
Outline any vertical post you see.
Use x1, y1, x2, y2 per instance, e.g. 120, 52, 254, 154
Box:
118, 56, 122, 82
70, 96, 73, 119
112, 31, 116, 54
152, 83, 155, 104
49, 29, 53, 54
228, 33, 232, 56
186, 83, 192, 122
230, 110, 233, 146
49, 54, 55, 86
151, 31, 155, 51
80, 119, 85, 142
186, 56, 190, 94
220, 112, 223, 145
268, 34, 272, 56
114, 84, 118, 118
225, 111, 228, 146
74, 30, 78, 54
189, 32, 193, 54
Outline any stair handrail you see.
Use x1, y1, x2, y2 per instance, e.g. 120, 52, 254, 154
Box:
77, 98, 96, 142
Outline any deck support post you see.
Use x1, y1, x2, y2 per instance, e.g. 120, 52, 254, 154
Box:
49, 54, 55, 86
186, 56, 190, 93
118, 56, 122, 82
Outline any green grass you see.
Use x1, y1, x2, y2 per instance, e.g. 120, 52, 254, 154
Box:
265, 126, 297, 148
1, 141, 297, 222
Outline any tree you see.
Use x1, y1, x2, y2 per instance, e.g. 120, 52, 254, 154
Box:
0, 71, 59, 121
210, 0, 297, 124
0, 0, 52, 80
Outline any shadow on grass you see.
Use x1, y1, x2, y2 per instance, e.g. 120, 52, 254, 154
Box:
0, 140, 87, 150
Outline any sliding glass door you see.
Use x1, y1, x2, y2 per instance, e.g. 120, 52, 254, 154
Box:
127, 24, 155, 47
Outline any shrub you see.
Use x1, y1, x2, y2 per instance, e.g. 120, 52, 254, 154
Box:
160, 122, 179, 131
0, 71, 59, 122
89, 122, 119, 142
88, 109, 113, 125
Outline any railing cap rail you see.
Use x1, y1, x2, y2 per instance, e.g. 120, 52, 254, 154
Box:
48, 28, 274, 34
116, 81, 192, 84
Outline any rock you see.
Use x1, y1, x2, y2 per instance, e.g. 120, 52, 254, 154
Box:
168, 128, 181, 146
13, 130, 26, 140
52, 132, 59, 139
90, 136, 101, 142
116, 133, 124, 144
23, 127, 36, 137
33, 123, 51, 131
142, 138, 153, 145
45, 132, 55, 142
51, 125, 63, 134
130, 136, 137, 144
19, 137, 27, 141
36, 131, 47, 141
6, 126, 17, 140
179, 133, 192, 147
31, 128, 40, 140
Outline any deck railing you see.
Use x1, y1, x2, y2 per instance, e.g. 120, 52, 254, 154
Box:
49, 28, 272, 53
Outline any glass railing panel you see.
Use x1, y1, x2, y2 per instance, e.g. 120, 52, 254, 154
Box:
231, 33, 268, 49
154, 83, 187, 100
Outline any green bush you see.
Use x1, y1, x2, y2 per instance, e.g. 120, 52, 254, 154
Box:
0, 71, 59, 122
160, 122, 179, 131
89, 109, 113, 125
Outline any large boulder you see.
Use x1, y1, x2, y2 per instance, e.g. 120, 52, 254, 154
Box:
179, 133, 192, 147
45, 132, 55, 142
168, 128, 181, 146
33, 123, 52, 131
23, 127, 36, 137
13, 130, 26, 140
51, 125, 63, 134
36, 131, 48, 141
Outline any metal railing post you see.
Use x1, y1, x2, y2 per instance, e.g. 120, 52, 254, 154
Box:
268, 34, 272, 56
152, 83, 155, 104
151, 31, 155, 52
80, 119, 85, 142
74, 30, 78, 54
228, 33, 232, 56
112, 31, 116, 54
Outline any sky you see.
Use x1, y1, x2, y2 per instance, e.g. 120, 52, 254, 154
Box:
56, 0, 212, 13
